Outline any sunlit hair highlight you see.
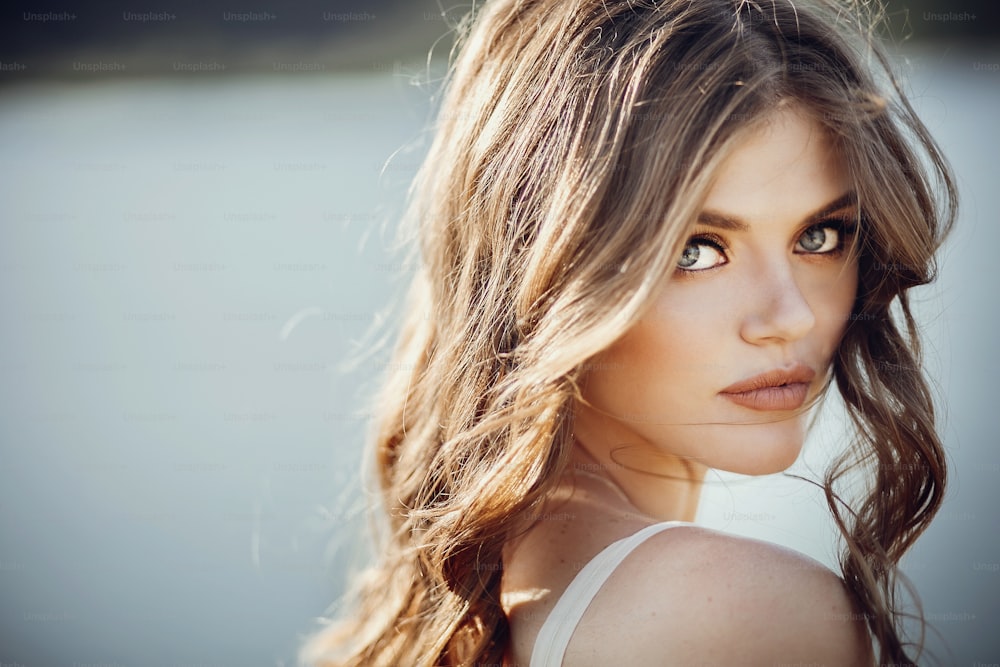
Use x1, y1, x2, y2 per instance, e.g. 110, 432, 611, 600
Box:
300, 0, 956, 665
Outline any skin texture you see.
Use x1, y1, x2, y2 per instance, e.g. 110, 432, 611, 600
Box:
501, 108, 873, 665
571, 105, 861, 521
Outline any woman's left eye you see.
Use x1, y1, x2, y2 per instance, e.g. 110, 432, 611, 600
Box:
796, 222, 851, 254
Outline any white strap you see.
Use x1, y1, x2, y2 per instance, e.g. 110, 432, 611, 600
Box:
529, 521, 689, 667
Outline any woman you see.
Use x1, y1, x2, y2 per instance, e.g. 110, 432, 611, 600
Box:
301, 0, 956, 665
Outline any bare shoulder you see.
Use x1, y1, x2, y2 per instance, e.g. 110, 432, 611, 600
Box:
568, 524, 875, 666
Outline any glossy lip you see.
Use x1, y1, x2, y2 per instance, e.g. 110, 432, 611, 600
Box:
719, 363, 816, 412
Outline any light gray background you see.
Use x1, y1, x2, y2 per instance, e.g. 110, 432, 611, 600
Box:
0, 45, 997, 664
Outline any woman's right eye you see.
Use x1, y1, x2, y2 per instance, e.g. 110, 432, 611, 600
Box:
676, 237, 728, 272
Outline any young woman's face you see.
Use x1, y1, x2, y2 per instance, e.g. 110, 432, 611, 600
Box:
575, 108, 859, 476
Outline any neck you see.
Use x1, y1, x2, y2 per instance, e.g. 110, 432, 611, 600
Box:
569, 408, 707, 523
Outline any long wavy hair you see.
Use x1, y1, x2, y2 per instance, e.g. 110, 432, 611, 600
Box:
300, 0, 957, 665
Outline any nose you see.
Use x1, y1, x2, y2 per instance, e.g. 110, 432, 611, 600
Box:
739, 260, 816, 344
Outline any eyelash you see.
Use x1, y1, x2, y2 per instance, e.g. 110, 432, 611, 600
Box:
676, 219, 858, 274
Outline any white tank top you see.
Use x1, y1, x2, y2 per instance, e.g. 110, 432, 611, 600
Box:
528, 521, 691, 667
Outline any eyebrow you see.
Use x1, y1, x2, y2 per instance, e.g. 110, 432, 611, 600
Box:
696, 191, 858, 232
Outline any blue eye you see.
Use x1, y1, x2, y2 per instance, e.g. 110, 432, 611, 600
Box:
796, 221, 855, 255
799, 225, 840, 253
676, 236, 728, 272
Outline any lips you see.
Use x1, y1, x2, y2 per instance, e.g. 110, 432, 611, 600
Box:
719, 363, 816, 411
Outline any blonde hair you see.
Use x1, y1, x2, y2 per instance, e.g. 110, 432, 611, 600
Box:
301, 0, 957, 665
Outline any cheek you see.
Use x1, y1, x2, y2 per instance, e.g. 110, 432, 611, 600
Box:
587, 287, 733, 407
809, 262, 859, 351
638, 290, 732, 369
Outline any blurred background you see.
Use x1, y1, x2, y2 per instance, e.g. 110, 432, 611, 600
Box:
0, 1, 997, 665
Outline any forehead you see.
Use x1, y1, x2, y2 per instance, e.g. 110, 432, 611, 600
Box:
701, 108, 852, 222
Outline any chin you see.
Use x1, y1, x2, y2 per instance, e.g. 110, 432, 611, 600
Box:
705, 433, 805, 476
725, 455, 800, 476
